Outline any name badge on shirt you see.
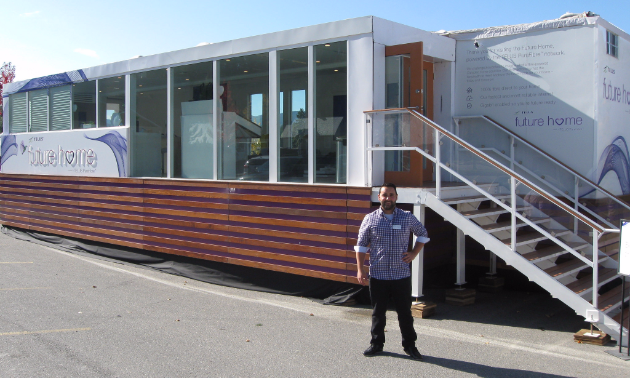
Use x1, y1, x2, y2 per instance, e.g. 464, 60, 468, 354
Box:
392, 225, 401, 230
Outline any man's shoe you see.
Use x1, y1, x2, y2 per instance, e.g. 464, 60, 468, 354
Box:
403, 346, 423, 361
363, 344, 383, 357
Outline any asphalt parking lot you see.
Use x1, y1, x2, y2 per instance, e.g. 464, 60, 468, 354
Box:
1, 230, 629, 377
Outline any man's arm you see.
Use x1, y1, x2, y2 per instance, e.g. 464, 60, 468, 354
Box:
354, 214, 371, 286
355, 250, 368, 286
402, 241, 424, 263
402, 214, 429, 263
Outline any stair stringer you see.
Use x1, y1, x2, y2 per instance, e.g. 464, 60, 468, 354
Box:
423, 191, 624, 342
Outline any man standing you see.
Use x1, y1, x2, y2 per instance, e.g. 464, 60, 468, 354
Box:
355, 183, 429, 360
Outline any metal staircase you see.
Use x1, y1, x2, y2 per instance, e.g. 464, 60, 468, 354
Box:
364, 108, 629, 344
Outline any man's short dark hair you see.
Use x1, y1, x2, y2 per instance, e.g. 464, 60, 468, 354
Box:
380, 183, 397, 194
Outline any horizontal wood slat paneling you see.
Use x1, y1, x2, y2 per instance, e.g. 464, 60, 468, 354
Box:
0, 174, 371, 283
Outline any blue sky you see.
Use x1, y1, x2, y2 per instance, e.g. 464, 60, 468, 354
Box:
3, 1, 629, 82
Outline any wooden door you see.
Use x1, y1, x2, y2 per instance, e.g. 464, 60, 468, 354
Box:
384, 42, 433, 187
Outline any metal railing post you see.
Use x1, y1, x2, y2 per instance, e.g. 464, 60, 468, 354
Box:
592, 229, 599, 311
574, 177, 579, 235
511, 176, 517, 251
435, 129, 441, 199
510, 135, 515, 171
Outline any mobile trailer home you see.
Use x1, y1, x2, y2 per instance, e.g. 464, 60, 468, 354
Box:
2, 13, 629, 342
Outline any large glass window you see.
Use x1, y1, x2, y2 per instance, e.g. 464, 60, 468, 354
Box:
72, 81, 96, 129
98, 76, 125, 127
218, 53, 269, 181
9, 92, 28, 133
172, 61, 214, 179
314, 41, 347, 184
132, 69, 167, 177
278, 47, 308, 182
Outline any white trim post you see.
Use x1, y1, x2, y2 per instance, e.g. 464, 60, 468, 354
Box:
308, 45, 315, 185
213, 60, 219, 180
412, 203, 425, 298
455, 204, 467, 287
269, 50, 278, 183
166, 67, 174, 178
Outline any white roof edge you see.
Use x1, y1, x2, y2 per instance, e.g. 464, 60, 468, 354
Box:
372, 17, 455, 62
5, 16, 375, 91
596, 18, 630, 42
443, 14, 599, 40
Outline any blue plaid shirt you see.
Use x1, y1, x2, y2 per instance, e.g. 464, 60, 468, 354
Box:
355, 207, 429, 280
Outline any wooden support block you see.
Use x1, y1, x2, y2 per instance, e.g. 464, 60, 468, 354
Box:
573, 329, 611, 346
411, 302, 436, 318
445, 288, 476, 306
478, 276, 505, 293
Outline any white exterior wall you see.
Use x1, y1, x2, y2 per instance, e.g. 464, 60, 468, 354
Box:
347, 35, 374, 186
453, 25, 597, 179
595, 22, 630, 195
371, 42, 386, 186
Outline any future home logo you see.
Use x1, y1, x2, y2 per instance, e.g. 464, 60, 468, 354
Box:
603, 78, 630, 105
515, 115, 583, 127
28, 145, 97, 167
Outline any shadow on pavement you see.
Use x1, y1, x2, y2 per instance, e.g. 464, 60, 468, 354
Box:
423, 356, 574, 378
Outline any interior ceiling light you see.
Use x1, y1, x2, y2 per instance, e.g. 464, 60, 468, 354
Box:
139, 84, 143, 87
226, 59, 231, 61
185, 78, 190, 81
178, 87, 181, 89
244, 70, 248, 73
117, 76, 122, 79
316, 60, 320, 63
325, 44, 331, 47
334, 69, 339, 72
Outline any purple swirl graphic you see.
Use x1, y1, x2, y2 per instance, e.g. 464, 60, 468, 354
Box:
1, 134, 18, 170
84, 131, 128, 177
595, 136, 630, 195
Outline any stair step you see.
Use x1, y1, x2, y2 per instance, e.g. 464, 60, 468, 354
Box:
480, 217, 548, 233
500, 232, 548, 246
444, 194, 511, 205
462, 206, 526, 219
544, 258, 588, 278
565, 268, 618, 295
602, 249, 619, 259
594, 281, 630, 313
521, 242, 589, 263
599, 236, 619, 249
500, 230, 569, 247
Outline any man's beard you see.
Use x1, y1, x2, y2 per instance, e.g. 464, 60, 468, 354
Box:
381, 201, 395, 211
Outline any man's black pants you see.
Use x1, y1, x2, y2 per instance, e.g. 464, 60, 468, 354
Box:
369, 276, 417, 348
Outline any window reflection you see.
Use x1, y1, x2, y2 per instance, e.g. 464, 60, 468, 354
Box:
98, 77, 125, 128
73, 81, 97, 129
131, 69, 167, 177
218, 53, 269, 181
173, 61, 214, 179
278, 47, 308, 182
315, 41, 347, 183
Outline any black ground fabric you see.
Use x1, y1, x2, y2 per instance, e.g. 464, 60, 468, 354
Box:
2, 226, 367, 305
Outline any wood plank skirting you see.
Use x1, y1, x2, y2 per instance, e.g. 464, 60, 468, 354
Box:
0, 174, 372, 283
